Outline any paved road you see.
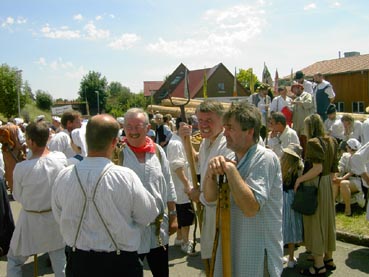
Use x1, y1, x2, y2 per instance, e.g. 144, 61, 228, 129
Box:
1, 200, 369, 276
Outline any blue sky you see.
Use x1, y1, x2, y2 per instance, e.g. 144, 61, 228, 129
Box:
1, 0, 369, 100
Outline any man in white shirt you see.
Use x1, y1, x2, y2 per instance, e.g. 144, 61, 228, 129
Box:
313, 73, 335, 122
324, 104, 344, 143
269, 87, 293, 126
178, 100, 233, 275
7, 122, 67, 277
266, 112, 300, 158
361, 110, 369, 145
294, 71, 313, 94
48, 110, 82, 158
166, 118, 195, 256
120, 108, 177, 277
52, 114, 159, 276
350, 141, 369, 221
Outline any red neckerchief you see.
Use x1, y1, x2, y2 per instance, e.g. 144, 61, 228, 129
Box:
123, 136, 156, 154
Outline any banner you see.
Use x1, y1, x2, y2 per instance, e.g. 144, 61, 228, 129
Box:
262, 63, 273, 86
51, 105, 72, 115
203, 69, 208, 99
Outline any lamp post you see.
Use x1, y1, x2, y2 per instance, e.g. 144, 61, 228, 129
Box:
95, 90, 100, 114
16, 70, 22, 118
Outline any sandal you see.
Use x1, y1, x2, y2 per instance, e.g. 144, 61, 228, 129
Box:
324, 259, 336, 270
300, 265, 326, 276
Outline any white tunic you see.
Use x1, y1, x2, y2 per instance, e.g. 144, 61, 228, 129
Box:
48, 130, 76, 158
198, 131, 233, 259
52, 157, 159, 252
121, 145, 177, 254
10, 151, 67, 256
166, 134, 192, 204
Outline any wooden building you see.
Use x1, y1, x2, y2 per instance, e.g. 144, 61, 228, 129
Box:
298, 52, 369, 113
150, 63, 250, 104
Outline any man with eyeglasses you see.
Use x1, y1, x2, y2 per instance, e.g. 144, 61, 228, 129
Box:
121, 108, 177, 277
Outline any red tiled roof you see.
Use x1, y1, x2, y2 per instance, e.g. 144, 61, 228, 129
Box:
170, 67, 211, 99
299, 53, 369, 77
143, 81, 164, 97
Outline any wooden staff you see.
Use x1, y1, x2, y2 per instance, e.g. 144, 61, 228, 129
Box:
33, 254, 38, 277
210, 175, 231, 277
169, 70, 203, 255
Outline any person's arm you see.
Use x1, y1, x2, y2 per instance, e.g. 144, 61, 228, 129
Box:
175, 167, 192, 194
167, 201, 178, 235
178, 123, 199, 162
294, 163, 322, 191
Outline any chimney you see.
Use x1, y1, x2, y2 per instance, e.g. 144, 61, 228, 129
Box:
344, 51, 360, 58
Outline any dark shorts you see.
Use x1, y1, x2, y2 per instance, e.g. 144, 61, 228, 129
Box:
176, 203, 195, 228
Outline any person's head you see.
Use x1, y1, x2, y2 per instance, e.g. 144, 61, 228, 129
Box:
116, 117, 125, 128
313, 72, 324, 84
341, 114, 354, 130
294, 71, 305, 84
154, 113, 163, 125
223, 102, 261, 158
326, 104, 337, 120
280, 143, 303, 182
291, 83, 304, 96
304, 114, 325, 139
124, 108, 151, 147
61, 110, 82, 132
270, 112, 287, 133
195, 100, 225, 142
25, 122, 50, 148
278, 87, 287, 98
346, 138, 361, 154
86, 114, 119, 154
258, 84, 269, 97
52, 116, 61, 128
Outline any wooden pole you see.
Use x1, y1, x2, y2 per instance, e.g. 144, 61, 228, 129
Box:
33, 254, 38, 277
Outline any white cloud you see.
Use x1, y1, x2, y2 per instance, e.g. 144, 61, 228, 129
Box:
95, 15, 103, 21
332, 2, 341, 8
83, 21, 110, 40
147, 4, 266, 58
40, 24, 80, 39
1, 16, 27, 28
35, 57, 47, 66
304, 3, 317, 10
109, 14, 115, 19
73, 14, 83, 21
108, 33, 141, 50
34, 57, 86, 80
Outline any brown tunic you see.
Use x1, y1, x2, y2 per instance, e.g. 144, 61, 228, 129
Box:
303, 136, 339, 256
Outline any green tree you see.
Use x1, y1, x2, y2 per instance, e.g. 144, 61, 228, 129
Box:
35, 90, 53, 111
237, 68, 260, 92
23, 81, 35, 104
0, 64, 26, 119
78, 71, 108, 115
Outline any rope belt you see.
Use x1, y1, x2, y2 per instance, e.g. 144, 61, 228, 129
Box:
24, 208, 52, 214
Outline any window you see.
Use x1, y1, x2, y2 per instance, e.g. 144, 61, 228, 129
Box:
217, 82, 225, 93
336, 102, 344, 112
352, 101, 364, 113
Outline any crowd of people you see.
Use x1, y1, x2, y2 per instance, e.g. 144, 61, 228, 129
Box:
0, 71, 369, 276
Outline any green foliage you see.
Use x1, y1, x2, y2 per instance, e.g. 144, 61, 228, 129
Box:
35, 90, 53, 111
78, 71, 108, 115
0, 64, 26, 119
237, 68, 260, 92
23, 81, 35, 104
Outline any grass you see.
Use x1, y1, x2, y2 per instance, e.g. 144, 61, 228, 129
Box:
335, 203, 369, 237
0, 103, 51, 123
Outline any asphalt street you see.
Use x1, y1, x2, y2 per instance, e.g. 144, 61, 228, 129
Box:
1, 200, 369, 276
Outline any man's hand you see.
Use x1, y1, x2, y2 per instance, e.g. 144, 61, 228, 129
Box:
178, 122, 192, 139
168, 214, 178, 236
189, 187, 201, 203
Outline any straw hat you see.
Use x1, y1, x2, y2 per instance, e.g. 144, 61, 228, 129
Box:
282, 143, 303, 159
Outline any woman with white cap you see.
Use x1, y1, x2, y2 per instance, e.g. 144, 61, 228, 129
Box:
333, 138, 366, 216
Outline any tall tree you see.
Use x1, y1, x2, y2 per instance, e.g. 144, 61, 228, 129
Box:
23, 81, 35, 103
0, 64, 26, 119
35, 90, 53, 111
78, 71, 108, 115
236, 68, 260, 92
